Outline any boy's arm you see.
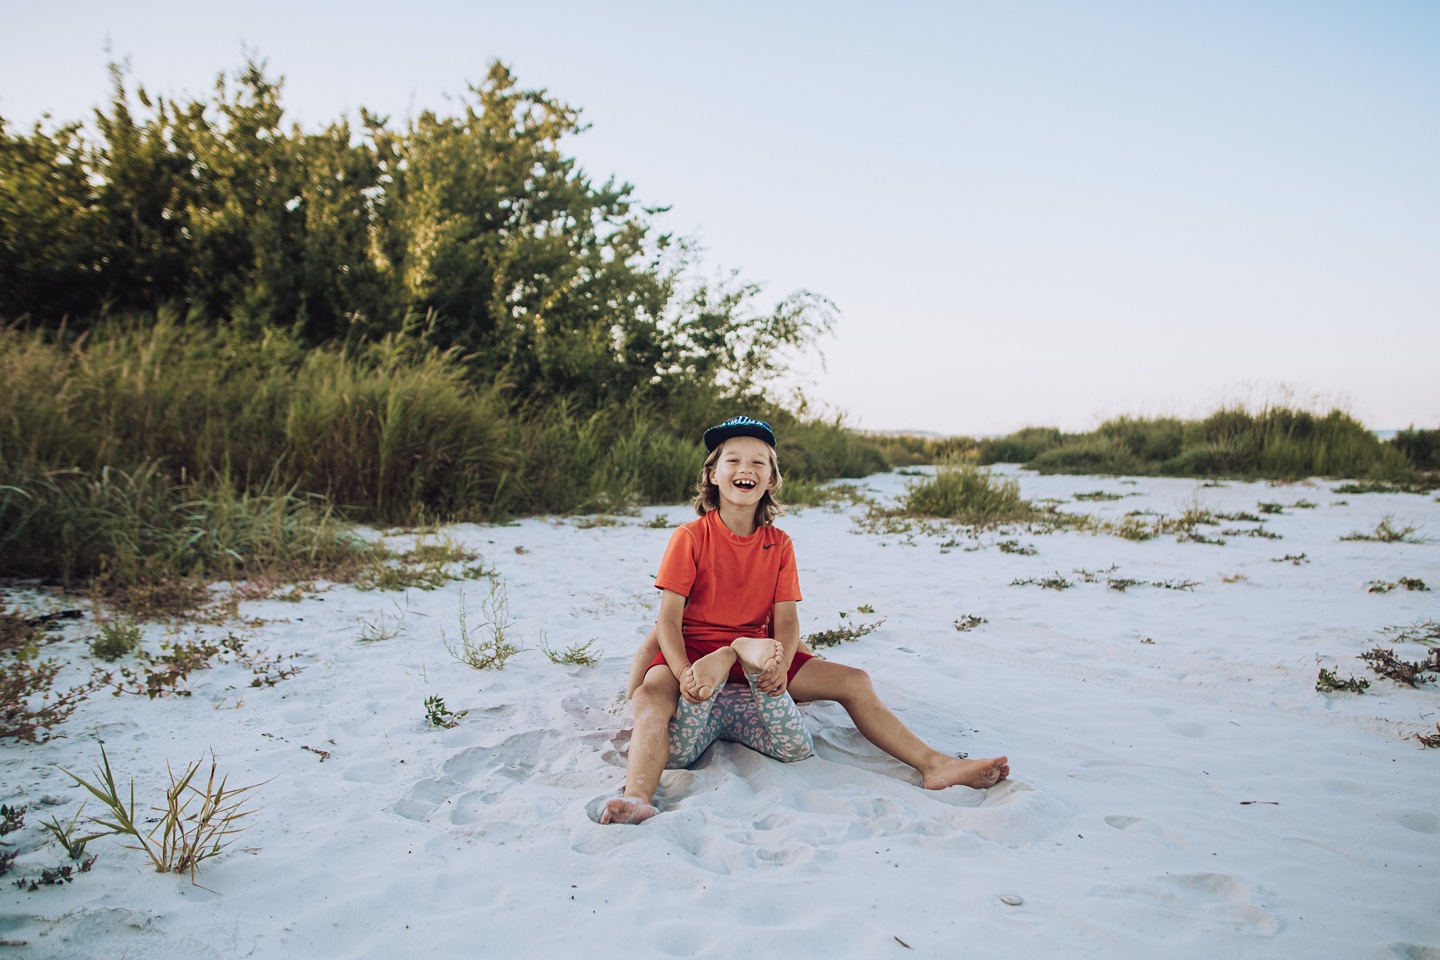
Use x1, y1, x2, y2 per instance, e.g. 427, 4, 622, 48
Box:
656, 589, 700, 699
756, 600, 800, 696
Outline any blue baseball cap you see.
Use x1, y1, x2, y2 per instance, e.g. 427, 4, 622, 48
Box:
703, 416, 777, 452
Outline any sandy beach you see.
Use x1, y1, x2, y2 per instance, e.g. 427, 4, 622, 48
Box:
3, 468, 1438, 958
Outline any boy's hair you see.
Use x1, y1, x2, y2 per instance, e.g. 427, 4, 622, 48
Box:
692, 439, 785, 526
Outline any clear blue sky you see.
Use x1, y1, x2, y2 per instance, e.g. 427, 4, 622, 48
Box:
3, 0, 1436, 433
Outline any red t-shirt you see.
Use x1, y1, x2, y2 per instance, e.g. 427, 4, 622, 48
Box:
653, 510, 804, 681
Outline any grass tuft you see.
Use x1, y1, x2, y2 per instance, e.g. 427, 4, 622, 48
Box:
58, 742, 261, 885
444, 581, 520, 670
895, 459, 1034, 527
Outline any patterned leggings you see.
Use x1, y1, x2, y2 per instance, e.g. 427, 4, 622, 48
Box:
667, 673, 814, 768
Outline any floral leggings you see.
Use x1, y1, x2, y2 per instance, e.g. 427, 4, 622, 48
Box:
667, 674, 814, 768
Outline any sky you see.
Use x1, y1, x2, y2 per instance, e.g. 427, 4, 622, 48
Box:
2, 0, 1436, 434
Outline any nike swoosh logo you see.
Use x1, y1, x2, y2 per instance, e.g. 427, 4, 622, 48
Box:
763, 543, 776, 549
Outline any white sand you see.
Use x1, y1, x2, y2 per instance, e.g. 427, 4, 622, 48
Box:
3, 469, 1438, 958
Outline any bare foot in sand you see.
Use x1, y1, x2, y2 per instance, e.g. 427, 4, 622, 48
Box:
684, 647, 737, 701
922, 755, 1010, 790
730, 636, 783, 676
600, 796, 659, 825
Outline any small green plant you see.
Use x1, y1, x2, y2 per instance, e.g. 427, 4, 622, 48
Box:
445, 581, 520, 670
1106, 577, 1145, 592
1153, 578, 1200, 591
40, 805, 91, 859
953, 615, 987, 632
1379, 620, 1440, 646
90, 618, 143, 661
643, 514, 672, 529
1, 803, 25, 836
0, 849, 16, 876
1398, 577, 1430, 592
1368, 580, 1397, 594
1316, 667, 1369, 694
1273, 553, 1309, 565
997, 539, 1037, 556
1293, 499, 1318, 509
856, 604, 875, 614
424, 694, 467, 728
58, 742, 261, 885
804, 619, 884, 649
1257, 502, 1285, 515
1340, 516, 1429, 544
539, 637, 600, 666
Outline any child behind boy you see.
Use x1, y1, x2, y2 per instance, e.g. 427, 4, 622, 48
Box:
602, 416, 1008, 826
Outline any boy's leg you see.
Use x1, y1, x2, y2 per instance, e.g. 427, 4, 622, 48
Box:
787, 659, 1009, 790
718, 674, 813, 762
626, 624, 662, 699
667, 680, 726, 768
602, 664, 679, 825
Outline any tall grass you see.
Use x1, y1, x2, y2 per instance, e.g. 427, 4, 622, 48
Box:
0, 318, 892, 586
983, 407, 1418, 481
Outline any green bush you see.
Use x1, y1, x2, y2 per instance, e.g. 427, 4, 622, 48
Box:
898, 459, 1032, 526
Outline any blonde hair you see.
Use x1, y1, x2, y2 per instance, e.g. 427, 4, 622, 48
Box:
692, 439, 785, 526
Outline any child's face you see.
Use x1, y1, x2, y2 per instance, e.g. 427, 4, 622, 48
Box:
709, 436, 776, 511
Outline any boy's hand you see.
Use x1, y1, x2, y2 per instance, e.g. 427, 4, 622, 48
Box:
754, 659, 788, 697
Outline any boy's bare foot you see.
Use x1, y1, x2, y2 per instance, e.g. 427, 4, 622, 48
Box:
685, 647, 737, 701
600, 796, 659, 825
730, 636, 783, 676
922, 755, 1010, 790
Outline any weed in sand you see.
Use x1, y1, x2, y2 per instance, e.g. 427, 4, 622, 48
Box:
1011, 573, 1073, 591
1398, 577, 1430, 592
445, 581, 520, 670
540, 638, 600, 666
424, 694, 467, 729
1074, 491, 1126, 502
1, 660, 102, 743
107, 637, 224, 699
997, 539, 1037, 556
1221, 527, 1282, 540
0, 849, 14, 876
58, 742, 261, 885
804, 620, 884, 649
1, 803, 24, 836
40, 805, 92, 860
953, 615, 987, 632
1380, 620, 1440, 645
1220, 573, 1248, 584
358, 605, 405, 643
1316, 667, 1370, 694
1257, 502, 1286, 515
1341, 516, 1429, 544
1358, 646, 1440, 687
90, 618, 143, 661
642, 515, 673, 529
1273, 553, 1309, 565
574, 515, 622, 529
1106, 578, 1146, 592
856, 604, 876, 614
1368, 580, 1398, 594
1415, 725, 1440, 748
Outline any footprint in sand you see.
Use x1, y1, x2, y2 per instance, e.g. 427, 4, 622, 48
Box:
1094, 871, 1279, 937
1104, 814, 1190, 850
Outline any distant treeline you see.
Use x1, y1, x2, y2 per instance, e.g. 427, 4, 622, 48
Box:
875, 410, 1439, 481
